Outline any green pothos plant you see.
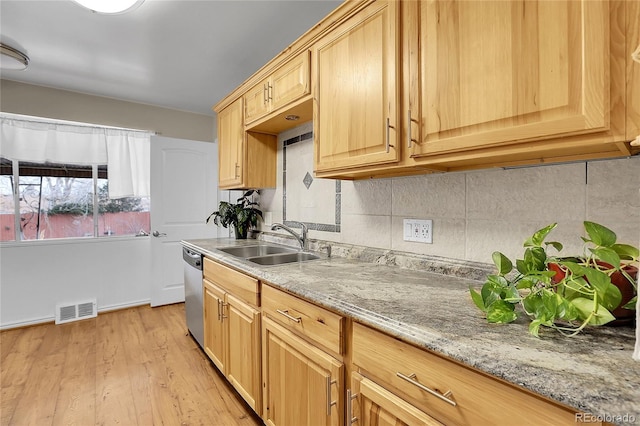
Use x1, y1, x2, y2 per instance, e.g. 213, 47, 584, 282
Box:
206, 190, 263, 239
470, 222, 638, 337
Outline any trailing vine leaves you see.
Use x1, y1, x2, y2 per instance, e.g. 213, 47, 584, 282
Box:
470, 222, 638, 337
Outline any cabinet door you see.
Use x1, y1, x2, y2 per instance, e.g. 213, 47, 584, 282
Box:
203, 279, 226, 373
226, 294, 261, 415
350, 372, 442, 426
314, 0, 400, 173
271, 51, 311, 111
244, 79, 270, 125
218, 98, 244, 188
262, 317, 343, 426
413, 0, 609, 157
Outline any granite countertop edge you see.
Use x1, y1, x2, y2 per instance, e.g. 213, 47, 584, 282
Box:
183, 238, 639, 424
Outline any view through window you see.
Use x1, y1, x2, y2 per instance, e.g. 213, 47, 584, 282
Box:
0, 158, 150, 241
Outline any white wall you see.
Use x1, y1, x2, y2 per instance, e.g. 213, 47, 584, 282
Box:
0, 237, 151, 329
261, 123, 640, 264
0, 82, 216, 329
0, 80, 216, 142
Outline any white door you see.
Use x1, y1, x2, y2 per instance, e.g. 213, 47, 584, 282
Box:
150, 136, 219, 307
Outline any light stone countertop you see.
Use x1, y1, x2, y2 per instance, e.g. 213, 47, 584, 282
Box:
183, 237, 639, 425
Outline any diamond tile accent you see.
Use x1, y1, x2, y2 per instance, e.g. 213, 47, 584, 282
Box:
303, 172, 313, 189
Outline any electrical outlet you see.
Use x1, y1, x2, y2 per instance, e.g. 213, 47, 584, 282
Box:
419, 220, 433, 243
403, 219, 433, 243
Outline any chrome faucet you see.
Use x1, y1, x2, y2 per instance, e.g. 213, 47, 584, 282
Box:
271, 221, 308, 251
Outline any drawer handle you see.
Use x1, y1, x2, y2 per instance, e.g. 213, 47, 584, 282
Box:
396, 372, 457, 407
276, 309, 301, 323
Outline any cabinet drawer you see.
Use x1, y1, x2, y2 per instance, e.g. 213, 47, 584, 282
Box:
262, 285, 343, 355
352, 323, 578, 426
203, 258, 259, 306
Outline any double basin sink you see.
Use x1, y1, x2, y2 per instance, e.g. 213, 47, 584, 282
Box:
218, 243, 320, 265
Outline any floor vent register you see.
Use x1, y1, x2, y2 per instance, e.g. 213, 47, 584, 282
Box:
55, 299, 97, 324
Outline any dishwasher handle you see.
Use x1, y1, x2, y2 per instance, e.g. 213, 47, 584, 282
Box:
183, 247, 203, 269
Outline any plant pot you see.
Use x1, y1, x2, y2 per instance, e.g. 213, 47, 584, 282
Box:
549, 261, 637, 326
234, 226, 248, 240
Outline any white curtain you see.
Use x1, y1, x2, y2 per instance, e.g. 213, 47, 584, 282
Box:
106, 131, 150, 198
0, 113, 151, 198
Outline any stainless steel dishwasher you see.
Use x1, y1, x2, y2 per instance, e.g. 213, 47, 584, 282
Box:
183, 246, 204, 349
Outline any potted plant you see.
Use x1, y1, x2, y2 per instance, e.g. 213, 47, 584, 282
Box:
206, 190, 263, 239
470, 221, 638, 337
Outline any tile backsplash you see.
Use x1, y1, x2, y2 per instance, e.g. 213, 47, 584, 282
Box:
259, 122, 640, 264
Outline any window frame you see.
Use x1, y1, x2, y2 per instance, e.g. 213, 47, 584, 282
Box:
1, 158, 149, 243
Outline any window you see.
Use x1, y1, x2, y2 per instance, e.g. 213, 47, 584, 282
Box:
0, 157, 150, 241
1, 113, 152, 242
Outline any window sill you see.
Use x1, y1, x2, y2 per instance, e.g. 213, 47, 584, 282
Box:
0, 235, 149, 248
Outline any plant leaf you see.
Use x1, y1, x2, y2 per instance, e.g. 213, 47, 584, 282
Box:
544, 241, 563, 252
492, 252, 513, 275
589, 305, 615, 325
622, 296, 637, 310
503, 286, 521, 303
521, 247, 546, 273
570, 297, 594, 320
612, 244, 640, 261
523, 223, 557, 247
588, 247, 620, 269
481, 279, 505, 308
599, 283, 622, 312
581, 267, 611, 295
584, 221, 617, 247
528, 319, 544, 337
486, 301, 517, 323
469, 288, 486, 312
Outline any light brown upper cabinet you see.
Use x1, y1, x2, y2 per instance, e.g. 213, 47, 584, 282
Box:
217, 97, 277, 190
244, 51, 311, 126
313, 0, 401, 176
312, 0, 638, 178
408, 0, 640, 171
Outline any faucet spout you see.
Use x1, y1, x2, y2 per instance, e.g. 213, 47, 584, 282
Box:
270, 221, 308, 251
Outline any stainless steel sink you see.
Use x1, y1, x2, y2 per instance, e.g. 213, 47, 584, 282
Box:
218, 244, 296, 258
248, 252, 320, 265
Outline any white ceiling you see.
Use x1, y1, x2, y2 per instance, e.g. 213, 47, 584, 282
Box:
0, 0, 341, 116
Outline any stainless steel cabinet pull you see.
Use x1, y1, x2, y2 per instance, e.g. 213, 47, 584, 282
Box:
217, 299, 221, 321
220, 302, 227, 320
396, 372, 457, 406
263, 83, 268, 104
347, 389, 358, 424
267, 83, 273, 101
386, 118, 395, 153
407, 110, 413, 148
276, 309, 301, 323
326, 377, 337, 416
234, 163, 240, 178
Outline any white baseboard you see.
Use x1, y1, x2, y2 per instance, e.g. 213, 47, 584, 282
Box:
0, 299, 152, 330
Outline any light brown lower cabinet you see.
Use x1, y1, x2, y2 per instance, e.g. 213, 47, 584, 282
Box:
203, 278, 226, 372
262, 316, 343, 426
351, 322, 594, 426
203, 259, 262, 415
350, 372, 442, 426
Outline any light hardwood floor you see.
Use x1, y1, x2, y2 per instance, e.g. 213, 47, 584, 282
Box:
0, 303, 262, 426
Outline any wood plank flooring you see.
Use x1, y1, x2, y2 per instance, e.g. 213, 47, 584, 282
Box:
0, 303, 262, 426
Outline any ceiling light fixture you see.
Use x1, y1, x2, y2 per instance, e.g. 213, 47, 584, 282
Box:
72, 0, 145, 14
0, 43, 29, 70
